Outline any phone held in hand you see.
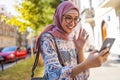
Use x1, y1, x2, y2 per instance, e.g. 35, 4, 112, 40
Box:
98, 38, 115, 53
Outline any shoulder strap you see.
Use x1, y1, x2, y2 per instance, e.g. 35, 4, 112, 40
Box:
48, 32, 64, 66
31, 44, 40, 78
31, 32, 64, 78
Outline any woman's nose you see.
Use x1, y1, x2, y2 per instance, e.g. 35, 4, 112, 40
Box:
70, 20, 76, 26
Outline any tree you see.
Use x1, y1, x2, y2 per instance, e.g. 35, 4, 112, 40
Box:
4, 0, 61, 35
14, 0, 54, 34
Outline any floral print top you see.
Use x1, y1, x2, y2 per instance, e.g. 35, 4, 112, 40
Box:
40, 33, 89, 80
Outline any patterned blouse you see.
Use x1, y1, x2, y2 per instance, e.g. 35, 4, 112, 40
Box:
40, 33, 89, 80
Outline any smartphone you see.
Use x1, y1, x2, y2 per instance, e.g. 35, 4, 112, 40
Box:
98, 38, 115, 53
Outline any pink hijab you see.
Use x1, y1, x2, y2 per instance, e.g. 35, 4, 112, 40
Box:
36, 1, 79, 49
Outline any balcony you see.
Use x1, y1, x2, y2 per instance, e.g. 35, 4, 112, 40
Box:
81, 8, 95, 27
99, 0, 120, 8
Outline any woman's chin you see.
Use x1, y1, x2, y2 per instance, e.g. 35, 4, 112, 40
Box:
66, 30, 73, 34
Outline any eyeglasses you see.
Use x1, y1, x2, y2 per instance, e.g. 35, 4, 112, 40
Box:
63, 15, 81, 24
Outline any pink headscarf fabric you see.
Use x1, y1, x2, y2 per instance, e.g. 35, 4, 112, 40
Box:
36, 1, 79, 49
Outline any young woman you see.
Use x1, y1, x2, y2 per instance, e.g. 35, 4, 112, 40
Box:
36, 1, 110, 80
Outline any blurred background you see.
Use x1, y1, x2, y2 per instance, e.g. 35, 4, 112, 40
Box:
0, 0, 120, 80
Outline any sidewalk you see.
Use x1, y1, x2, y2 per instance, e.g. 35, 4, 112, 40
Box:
85, 51, 120, 80
89, 65, 120, 80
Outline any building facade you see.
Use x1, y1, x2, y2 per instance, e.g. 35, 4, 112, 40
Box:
93, 0, 120, 54
0, 5, 17, 49
68, 0, 120, 54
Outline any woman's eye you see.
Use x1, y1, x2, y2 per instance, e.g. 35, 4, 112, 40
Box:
66, 17, 72, 20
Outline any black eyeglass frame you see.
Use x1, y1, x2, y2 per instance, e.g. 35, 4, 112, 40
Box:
63, 15, 81, 24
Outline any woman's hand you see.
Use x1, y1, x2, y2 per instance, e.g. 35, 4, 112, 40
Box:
74, 28, 89, 51
84, 48, 110, 68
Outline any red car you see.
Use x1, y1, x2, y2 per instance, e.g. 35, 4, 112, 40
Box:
0, 46, 27, 62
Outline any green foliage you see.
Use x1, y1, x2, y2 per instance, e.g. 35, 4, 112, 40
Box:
1, 0, 61, 35
50, 0, 61, 8
15, 0, 55, 33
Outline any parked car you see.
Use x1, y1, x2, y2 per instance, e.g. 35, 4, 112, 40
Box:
0, 46, 27, 62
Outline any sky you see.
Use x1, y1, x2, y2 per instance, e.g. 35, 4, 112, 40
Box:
0, 0, 33, 32
0, 0, 22, 15
0, 0, 98, 16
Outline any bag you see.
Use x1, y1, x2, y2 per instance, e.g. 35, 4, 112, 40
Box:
31, 32, 64, 80
31, 75, 48, 80
31, 77, 44, 80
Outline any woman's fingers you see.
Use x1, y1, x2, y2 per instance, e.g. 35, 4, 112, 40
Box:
91, 50, 98, 54
78, 28, 85, 39
102, 51, 110, 62
78, 27, 82, 38
98, 48, 110, 63
74, 27, 89, 50
78, 28, 89, 40
73, 35, 76, 41
86, 49, 110, 68
82, 29, 86, 37
85, 34, 89, 40
99, 48, 109, 57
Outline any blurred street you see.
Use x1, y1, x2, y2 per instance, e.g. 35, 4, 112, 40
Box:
85, 52, 120, 80
0, 54, 31, 71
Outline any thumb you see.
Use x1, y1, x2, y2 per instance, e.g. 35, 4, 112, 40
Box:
91, 50, 98, 54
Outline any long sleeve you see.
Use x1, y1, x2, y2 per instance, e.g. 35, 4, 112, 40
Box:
40, 33, 73, 80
